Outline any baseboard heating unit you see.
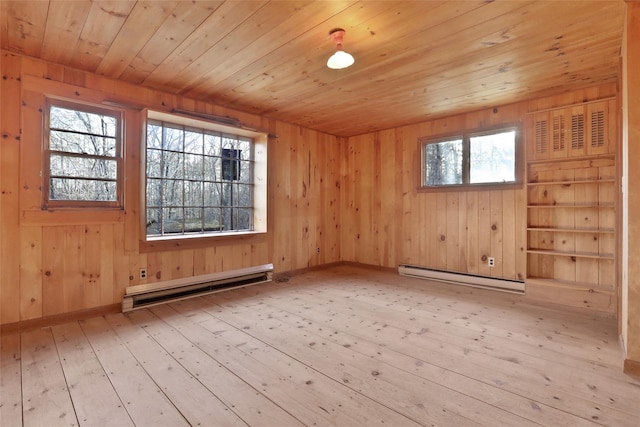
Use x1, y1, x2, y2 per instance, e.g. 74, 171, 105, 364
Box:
122, 263, 273, 312
398, 264, 524, 294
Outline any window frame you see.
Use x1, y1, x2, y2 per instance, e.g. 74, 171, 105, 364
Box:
142, 110, 268, 245
43, 98, 124, 209
419, 123, 523, 192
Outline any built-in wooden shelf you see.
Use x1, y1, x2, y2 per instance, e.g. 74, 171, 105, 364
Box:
525, 99, 617, 315
526, 227, 615, 234
527, 203, 614, 209
527, 178, 615, 186
526, 248, 614, 260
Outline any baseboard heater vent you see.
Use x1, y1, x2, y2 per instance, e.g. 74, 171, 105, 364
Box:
398, 264, 524, 294
122, 263, 273, 312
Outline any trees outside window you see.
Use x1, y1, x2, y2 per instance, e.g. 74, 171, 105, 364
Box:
145, 119, 254, 237
422, 127, 519, 188
45, 100, 123, 208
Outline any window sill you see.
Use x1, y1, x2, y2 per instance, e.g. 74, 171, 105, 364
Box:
417, 181, 523, 193
21, 208, 125, 226
139, 230, 267, 252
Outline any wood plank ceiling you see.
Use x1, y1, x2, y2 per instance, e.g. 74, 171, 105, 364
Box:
0, 1, 625, 137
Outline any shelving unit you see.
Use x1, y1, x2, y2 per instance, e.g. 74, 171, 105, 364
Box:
525, 98, 617, 314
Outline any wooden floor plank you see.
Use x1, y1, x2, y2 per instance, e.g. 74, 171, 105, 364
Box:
20, 327, 78, 427
2, 266, 640, 427
125, 308, 305, 427
155, 300, 424, 426
103, 312, 248, 427
0, 334, 22, 426
209, 288, 595, 427
201, 291, 543, 427
79, 316, 190, 427
50, 322, 134, 427
215, 277, 638, 426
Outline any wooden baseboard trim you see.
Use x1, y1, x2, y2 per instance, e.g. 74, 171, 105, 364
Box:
272, 261, 396, 283
624, 358, 640, 378
0, 304, 121, 335
340, 261, 397, 274
273, 262, 345, 282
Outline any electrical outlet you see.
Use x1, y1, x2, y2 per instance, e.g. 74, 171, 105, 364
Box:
488, 257, 495, 267
140, 268, 147, 280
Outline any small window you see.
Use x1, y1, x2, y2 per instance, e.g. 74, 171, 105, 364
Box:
421, 126, 519, 189
44, 100, 123, 208
145, 117, 257, 238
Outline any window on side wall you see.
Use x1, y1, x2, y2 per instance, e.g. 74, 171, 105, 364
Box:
421, 126, 520, 189
144, 111, 267, 240
44, 99, 123, 208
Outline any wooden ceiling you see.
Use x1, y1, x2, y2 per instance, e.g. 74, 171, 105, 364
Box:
1, 1, 625, 137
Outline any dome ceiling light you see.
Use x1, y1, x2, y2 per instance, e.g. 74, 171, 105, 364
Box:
327, 28, 355, 70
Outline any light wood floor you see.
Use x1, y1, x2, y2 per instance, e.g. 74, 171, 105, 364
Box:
2, 265, 640, 426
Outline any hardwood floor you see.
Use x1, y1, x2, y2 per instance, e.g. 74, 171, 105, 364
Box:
2, 265, 639, 426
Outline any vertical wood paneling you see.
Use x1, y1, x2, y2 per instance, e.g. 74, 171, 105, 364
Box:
340, 86, 615, 285
1, 52, 22, 323
0, 50, 619, 325
41, 227, 64, 317
0, 53, 341, 325
20, 226, 42, 320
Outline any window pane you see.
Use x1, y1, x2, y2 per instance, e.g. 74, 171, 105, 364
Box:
204, 208, 222, 231
146, 149, 162, 178
184, 154, 204, 181
470, 130, 516, 184
424, 139, 463, 186
235, 184, 252, 207
50, 106, 116, 137
50, 178, 117, 201
147, 123, 163, 149
184, 208, 204, 233
50, 154, 116, 179
239, 139, 252, 160
204, 134, 221, 156
145, 117, 255, 237
47, 102, 121, 207
162, 151, 183, 179
146, 178, 162, 207
184, 129, 203, 154
162, 208, 183, 234
204, 182, 222, 206
239, 160, 251, 184
184, 181, 203, 207
221, 207, 232, 231
237, 208, 252, 230
146, 208, 161, 236
204, 156, 220, 181
163, 126, 183, 151
162, 180, 183, 206
50, 131, 116, 156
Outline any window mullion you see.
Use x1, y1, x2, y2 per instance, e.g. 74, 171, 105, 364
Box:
463, 135, 471, 185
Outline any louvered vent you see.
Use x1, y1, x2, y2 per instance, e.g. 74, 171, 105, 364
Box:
571, 113, 584, 150
591, 110, 605, 148
535, 120, 548, 154
552, 115, 565, 152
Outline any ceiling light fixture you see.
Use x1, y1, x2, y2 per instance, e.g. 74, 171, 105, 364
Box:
327, 28, 354, 70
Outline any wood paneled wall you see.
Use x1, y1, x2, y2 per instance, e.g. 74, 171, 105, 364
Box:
622, 1, 640, 372
340, 84, 617, 282
0, 51, 341, 325
0, 49, 620, 327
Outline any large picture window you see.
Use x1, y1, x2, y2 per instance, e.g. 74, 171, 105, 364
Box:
421, 126, 520, 189
145, 117, 255, 238
44, 100, 123, 208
